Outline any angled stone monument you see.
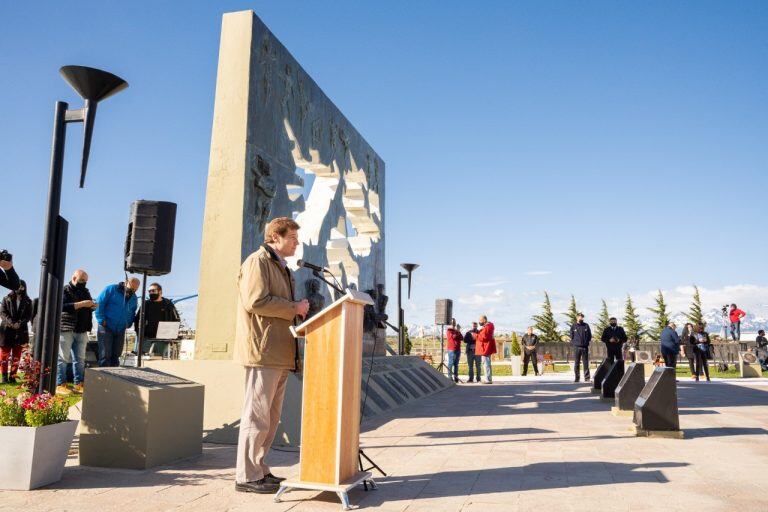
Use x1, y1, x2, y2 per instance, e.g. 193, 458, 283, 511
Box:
632, 366, 683, 438
591, 358, 612, 394
739, 351, 763, 378
601, 359, 625, 401
612, 362, 644, 417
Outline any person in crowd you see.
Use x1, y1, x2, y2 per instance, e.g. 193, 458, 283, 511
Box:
445, 320, 462, 383
133, 282, 180, 357
660, 321, 681, 370
601, 317, 627, 363
464, 321, 481, 383
521, 326, 540, 376
681, 322, 697, 378
56, 270, 96, 395
235, 217, 309, 494
570, 312, 592, 383
95, 277, 140, 367
756, 330, 768, 371
729, 303, 746, 341
693, 323, 711, 382
0, 281, 32, 384
0, 252, 20, 291
475, 315, 496, 384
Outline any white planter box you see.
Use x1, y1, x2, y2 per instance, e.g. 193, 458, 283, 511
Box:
0, 419, 78, 490
510, 355, 522, 376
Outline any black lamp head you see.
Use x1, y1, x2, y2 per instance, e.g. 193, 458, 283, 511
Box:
400, 263, 419, 299
59, 66, 128, 188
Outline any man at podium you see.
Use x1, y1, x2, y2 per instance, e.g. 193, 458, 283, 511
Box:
234, 217, 309, 494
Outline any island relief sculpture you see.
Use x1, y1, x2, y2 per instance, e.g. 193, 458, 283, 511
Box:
196, 11, 386, 360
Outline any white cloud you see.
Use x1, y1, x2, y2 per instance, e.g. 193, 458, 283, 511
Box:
458, 288, 506, 307
472, 280, 509, 287
524, 270, 552, 276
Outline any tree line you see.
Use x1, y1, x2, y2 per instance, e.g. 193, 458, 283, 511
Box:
531, 286, 707, 342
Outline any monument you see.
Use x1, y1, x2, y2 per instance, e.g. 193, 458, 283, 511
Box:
196, 10, 385, 360
147, 10, 449, 446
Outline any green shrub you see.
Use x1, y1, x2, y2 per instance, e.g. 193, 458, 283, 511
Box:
510, 332, 522, 356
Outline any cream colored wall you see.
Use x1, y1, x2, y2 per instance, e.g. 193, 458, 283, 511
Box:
196, 12, 252, 359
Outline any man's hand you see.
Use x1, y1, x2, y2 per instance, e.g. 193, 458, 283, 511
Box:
75, 300, 96, 310
295, 299, 310, 319
0, 260, 12, 271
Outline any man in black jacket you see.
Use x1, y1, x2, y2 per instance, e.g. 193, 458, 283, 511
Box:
570, 312, 592, 383
0, 280, 32, 383
464, 322, 481, 383
56, 270, 96, 395
601, 317, 627, 363
134, 283, 180, 356
521, 326, 540, 376
0, 253, 20, 292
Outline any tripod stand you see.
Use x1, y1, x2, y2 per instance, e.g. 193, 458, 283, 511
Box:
435, 323, 448, 375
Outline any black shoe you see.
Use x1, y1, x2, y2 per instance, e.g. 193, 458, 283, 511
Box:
264, 473, 286, 484
574, 378, 580, 383
7, 376, 16, 384
235, 479, 279, 494
584, 378, 591, 383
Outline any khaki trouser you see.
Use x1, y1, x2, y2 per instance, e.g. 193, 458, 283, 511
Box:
235, 366, 289, 483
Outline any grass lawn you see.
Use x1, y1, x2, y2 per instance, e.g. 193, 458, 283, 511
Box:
437, 362, 768, 379
1, 380, 83, 408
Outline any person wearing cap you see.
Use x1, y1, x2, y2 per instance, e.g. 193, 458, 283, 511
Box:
570, 312, 592, 383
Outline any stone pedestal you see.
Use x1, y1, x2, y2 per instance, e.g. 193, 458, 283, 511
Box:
591, 358, 612, 394
739, 351, 763, 378
601, 360, 625, 400
633, 367, 681, 435
79, 367, 204, 469
613, 363, 645, 416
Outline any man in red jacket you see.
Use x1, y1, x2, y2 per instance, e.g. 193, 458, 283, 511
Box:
729, 304, 746, 341
445, 320, 463, 383
475, 315, 496, 384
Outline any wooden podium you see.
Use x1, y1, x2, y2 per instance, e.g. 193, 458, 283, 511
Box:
274, 289, 376, 510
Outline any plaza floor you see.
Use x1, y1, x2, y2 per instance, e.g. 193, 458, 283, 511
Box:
5, 376, 768, 512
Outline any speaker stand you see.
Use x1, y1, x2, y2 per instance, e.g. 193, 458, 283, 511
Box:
136, 272, 148, 368
435, 323, 448, 376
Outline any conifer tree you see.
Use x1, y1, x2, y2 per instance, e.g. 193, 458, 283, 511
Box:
594, 299, 611, 341
623, 294, 645, 342
510, 331, 522, 356
647, 290, 670, 341
685, 285, 706, 328
563, 295, 579, 332
533, 292, 561, 342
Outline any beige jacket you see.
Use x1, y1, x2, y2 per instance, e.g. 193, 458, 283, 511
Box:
234, 245, 297, 369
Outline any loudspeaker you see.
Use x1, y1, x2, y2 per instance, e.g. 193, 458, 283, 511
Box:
633, 366, 680, 433
124, 200, 177, 276
435, 299, 453, 325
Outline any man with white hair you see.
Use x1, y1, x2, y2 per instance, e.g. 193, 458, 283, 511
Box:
56, 269, 96, 395
95, 277, 140, 367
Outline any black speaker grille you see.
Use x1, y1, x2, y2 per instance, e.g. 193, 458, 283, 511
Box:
435, 299, 453, 325
124, 200, 177, 276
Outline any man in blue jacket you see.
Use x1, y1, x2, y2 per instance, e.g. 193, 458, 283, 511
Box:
660, 321, 681, 370
570, 313, 592, 383
95, 278, 140, 367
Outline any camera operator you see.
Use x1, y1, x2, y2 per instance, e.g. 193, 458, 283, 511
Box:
0, 250, 20, 291
728, 304, 746, 341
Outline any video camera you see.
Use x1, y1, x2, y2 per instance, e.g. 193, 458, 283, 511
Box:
0, 250, 12, 263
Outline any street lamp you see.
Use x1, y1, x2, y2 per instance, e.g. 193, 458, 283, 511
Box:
34, 66, 128, 394
397, 263, 419, 355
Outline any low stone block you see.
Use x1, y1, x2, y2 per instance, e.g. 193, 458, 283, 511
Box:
615, 363, 644, 412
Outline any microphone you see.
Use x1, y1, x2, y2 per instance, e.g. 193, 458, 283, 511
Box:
297, 259, 326, 273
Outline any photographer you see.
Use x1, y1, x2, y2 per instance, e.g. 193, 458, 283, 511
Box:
0, 250, 20, 292
0, 280, 32, 383
728, 304, 746, 341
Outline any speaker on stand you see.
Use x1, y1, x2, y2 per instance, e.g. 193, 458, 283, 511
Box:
124, 200, 177, 368
434, 299, 453, 376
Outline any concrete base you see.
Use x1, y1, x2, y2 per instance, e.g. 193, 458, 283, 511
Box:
146, 356, 452, 446
630, 424, 684, 439
590, 388, 601, 395
611, 407, 633, 417
79, 367, 204, 469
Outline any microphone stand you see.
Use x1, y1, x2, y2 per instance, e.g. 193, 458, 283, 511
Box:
311, 270, 344, 297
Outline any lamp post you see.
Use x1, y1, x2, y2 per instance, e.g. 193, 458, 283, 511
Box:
397, 263, 419, 355
34, 66, 128, 394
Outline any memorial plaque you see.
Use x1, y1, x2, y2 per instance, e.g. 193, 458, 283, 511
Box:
592, 358, 612, 393
79, 367, 204, 469
633, 366, 681, 435
739, 351, 763, 378
601, 360, 625, 400
613, 363, 645, 415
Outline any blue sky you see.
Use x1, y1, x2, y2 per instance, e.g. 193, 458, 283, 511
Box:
1, 1, 766, 331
